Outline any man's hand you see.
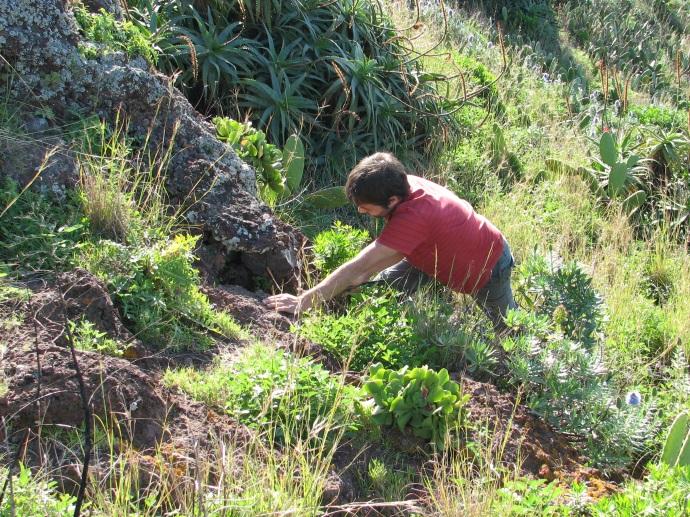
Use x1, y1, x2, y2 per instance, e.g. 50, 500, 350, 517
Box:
264, 241, 403, 315
263, 293, 310, 315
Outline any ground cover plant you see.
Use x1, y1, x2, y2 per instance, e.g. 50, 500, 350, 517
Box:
163, 342, 361, 440
363, 363, 470, 446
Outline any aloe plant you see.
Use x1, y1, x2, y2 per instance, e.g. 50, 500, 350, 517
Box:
128, 0, 454, 181
660, 411, 690, 467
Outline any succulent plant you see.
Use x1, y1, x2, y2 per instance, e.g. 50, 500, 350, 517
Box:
660, 411, 690, 467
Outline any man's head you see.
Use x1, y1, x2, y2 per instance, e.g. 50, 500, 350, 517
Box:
345, 152, 410, 217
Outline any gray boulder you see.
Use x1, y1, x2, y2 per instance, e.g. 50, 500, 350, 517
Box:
0, 0, 303, 286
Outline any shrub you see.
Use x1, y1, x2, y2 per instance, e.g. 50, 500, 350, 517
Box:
0, 464, 77, 516
298, 286, 427, 371
503, 309, 656, 470
163, 343, 360, 440
514, 252, 604, 348
629, 105, 685, 130
312, 221, 369, 275
79, 235, 241, 349
128, 0, 454, 180
363, 363, 470, 446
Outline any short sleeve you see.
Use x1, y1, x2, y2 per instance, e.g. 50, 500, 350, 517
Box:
377, 209, 428, 256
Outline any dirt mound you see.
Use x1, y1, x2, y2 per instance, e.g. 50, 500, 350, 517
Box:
0, 270, 242, 457
460, 377, 587, 479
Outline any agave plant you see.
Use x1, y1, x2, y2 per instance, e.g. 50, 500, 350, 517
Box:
127, 0, 454, 182
172, 7, 257, 99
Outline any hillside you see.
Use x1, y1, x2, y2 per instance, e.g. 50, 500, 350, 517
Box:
1, 0, 690, 515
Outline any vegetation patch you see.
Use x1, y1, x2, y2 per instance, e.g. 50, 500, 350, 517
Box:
80, 235, 242, 349
163, 343, 360, 440
363, 363, 470, 446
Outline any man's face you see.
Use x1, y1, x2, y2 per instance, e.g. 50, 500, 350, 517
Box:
355, 196, 402, 218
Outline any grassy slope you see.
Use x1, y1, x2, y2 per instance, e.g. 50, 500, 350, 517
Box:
2, 0, 690, 514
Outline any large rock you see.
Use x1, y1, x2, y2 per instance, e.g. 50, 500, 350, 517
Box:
0, 0, 303, 287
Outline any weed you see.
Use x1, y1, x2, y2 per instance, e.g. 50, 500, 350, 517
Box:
163, 343, 360, 441
491, 477, 574, 516
0, 179, 85, 273
0, 464, 77, 515
364, 458, 415, 502
69, 319, 124, 357
297, 285, 426, 371
79, 235, 242, 350
591, 463, 690, 516
312, 221, 370, 275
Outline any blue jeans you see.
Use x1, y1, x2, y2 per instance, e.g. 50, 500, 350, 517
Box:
376, 238, 517, 330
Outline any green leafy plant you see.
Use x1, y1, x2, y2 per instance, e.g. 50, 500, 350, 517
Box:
163, 343, 359, 440
660, 411, 690, 467
312, 221, 369, 275
0, 464, 77, 515
69, 319, 124, 357
491, 477, 575, 516
214, 116, 349, 208
0, 179, 85, 272
298, 286, 426, 371
363, 363, 470, 446
74, 6, 158, 64
591, 463, 690, 516
214, 117, 288, 199
514, 253, 604, 348
503, 310, 655, 469
80, 235, 241, 349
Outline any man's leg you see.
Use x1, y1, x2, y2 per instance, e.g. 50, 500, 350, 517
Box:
375, 259, 434, 295
473, 239, 518, 334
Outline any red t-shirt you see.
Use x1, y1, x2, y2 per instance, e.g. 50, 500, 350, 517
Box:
377, 175, 504, 293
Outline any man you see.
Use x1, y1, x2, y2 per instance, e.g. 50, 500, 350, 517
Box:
264, 152, 517, 329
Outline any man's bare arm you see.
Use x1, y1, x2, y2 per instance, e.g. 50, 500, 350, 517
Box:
263, 240, 404, 314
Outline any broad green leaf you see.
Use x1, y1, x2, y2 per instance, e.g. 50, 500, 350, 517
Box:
283, 134, 304, 194
608, 162, 628, 197
397, 410, 412, 431
626, 154, 640, 169
303, 186, 349, 209
599, 132, 618, 166
661, 412, 690, 466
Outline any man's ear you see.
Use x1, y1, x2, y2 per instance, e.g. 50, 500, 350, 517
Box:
387, 195, 402, 209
